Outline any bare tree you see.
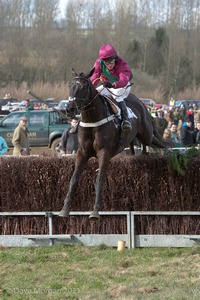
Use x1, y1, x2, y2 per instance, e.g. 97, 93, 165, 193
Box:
30, 0, 60, 82
1, 0, 200, 99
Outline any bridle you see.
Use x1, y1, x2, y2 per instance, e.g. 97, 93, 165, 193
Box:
69, 76, 100, 110
68, 73, 116, 128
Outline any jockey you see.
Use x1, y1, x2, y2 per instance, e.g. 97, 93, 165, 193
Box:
90, 44, 133, 131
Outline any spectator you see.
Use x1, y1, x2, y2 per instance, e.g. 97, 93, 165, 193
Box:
179, 104, 186, 121
153, 109, 168, 139
162, 128, 173, 147
173, 107, 181, 126
12, 116, 30, 156
169, 97, 175, 107
165, 108, 174, 128
0, 136, 8, 155
59, 118, 79, 154
194, 107, 200, 129
25, 99, 34, 111
192, 102, 198, 111
4, 93, 11, 99
170, 123, 181, 148
192, 121, 200, 145
147, 106, 153, 115
185, 106, 194, 130
180, 116, 193, 147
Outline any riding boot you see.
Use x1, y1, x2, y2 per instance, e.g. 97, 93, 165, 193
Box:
118, 101, 132, 131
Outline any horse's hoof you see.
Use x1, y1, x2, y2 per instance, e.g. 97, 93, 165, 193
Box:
58, 209, 70, 217
89, 211, 100, 221
142, 151, 149, 155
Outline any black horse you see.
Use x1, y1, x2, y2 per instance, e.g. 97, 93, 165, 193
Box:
59, 68, 164, 220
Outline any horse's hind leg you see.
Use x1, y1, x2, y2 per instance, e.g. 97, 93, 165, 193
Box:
59, 152, 90, 217
142, 144, 148, 154
130, 140, 135, 155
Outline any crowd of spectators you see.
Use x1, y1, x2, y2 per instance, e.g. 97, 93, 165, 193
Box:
150, 103, 200, 149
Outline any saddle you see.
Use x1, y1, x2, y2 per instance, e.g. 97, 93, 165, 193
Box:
105, 96, 137, 120
105, 96, 119, 114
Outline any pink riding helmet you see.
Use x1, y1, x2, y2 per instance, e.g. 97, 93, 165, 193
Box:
99, 44, 117, 60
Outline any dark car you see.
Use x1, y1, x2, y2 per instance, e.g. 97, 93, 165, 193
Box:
174, 99, 200, 109
0, 98, 18, 106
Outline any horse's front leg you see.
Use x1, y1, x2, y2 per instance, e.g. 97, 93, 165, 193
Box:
59, 151, 89, 217
89, 151, 111, 220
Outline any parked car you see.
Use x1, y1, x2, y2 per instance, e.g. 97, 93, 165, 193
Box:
174, 99, 200, 109
44, 98, 57, 108
0, 109, 70, 154
55, 100, 69, 110
0, 98, 18, 107
45, 98, 55, 103
48, 102, 58, 108
153, 103, 164, 110
9, 102, 26, 111
0, 109, 10, 120
139, 98, 157, 107
153, 104, 170, 111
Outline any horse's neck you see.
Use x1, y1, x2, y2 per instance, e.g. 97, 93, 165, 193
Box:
81, 95, 110, 122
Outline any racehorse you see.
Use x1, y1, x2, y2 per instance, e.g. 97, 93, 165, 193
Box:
59, 68, 164, 220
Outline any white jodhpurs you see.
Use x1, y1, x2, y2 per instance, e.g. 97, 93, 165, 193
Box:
97, 82, 131, 103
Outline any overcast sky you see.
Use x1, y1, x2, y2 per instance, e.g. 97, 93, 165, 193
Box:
59, 0, 68, 17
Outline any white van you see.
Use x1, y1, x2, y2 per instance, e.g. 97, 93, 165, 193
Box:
55, 100, 69, 110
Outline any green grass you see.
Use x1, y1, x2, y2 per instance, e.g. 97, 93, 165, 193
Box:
0, 244, 200, 299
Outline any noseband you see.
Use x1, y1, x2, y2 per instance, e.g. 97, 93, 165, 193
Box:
69, 76, 99, 110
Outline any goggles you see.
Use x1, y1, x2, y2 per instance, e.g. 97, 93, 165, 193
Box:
103, 59, 116, 66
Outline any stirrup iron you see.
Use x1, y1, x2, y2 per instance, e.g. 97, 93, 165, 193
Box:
121, 120, 132, 131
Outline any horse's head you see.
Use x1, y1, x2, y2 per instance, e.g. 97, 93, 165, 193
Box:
66, 68, 95, 118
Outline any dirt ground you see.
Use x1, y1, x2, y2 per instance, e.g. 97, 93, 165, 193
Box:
7, 147, 131, 156
7, 147, 53, 156
30, 147, 53, 156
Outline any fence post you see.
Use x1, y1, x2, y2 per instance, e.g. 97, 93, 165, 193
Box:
45, 212, 53, 235
127, 211, 131, 249
131, 212, 135, 248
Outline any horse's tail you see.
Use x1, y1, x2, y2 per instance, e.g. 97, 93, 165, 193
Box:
151, 135, 166, 148
150, 115, 166, 148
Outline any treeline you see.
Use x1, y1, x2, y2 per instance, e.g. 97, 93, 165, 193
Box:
1, 0, 200, 101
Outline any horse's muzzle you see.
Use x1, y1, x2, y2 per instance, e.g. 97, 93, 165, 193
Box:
66, 108, 76, 118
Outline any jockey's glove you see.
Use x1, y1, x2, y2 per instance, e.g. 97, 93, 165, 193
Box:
102, 81, 114, 88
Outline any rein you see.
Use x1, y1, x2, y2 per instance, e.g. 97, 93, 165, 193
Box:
84, 91, 101, 108
70, 75, 115, 128
71, 76, 101, 109
103, 82, 133, 98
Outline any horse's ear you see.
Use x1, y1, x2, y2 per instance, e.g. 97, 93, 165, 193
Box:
72, 68, 78, 77
86, 67, 95, 79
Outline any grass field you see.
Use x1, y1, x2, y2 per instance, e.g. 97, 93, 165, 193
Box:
1, 244, 200, 299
